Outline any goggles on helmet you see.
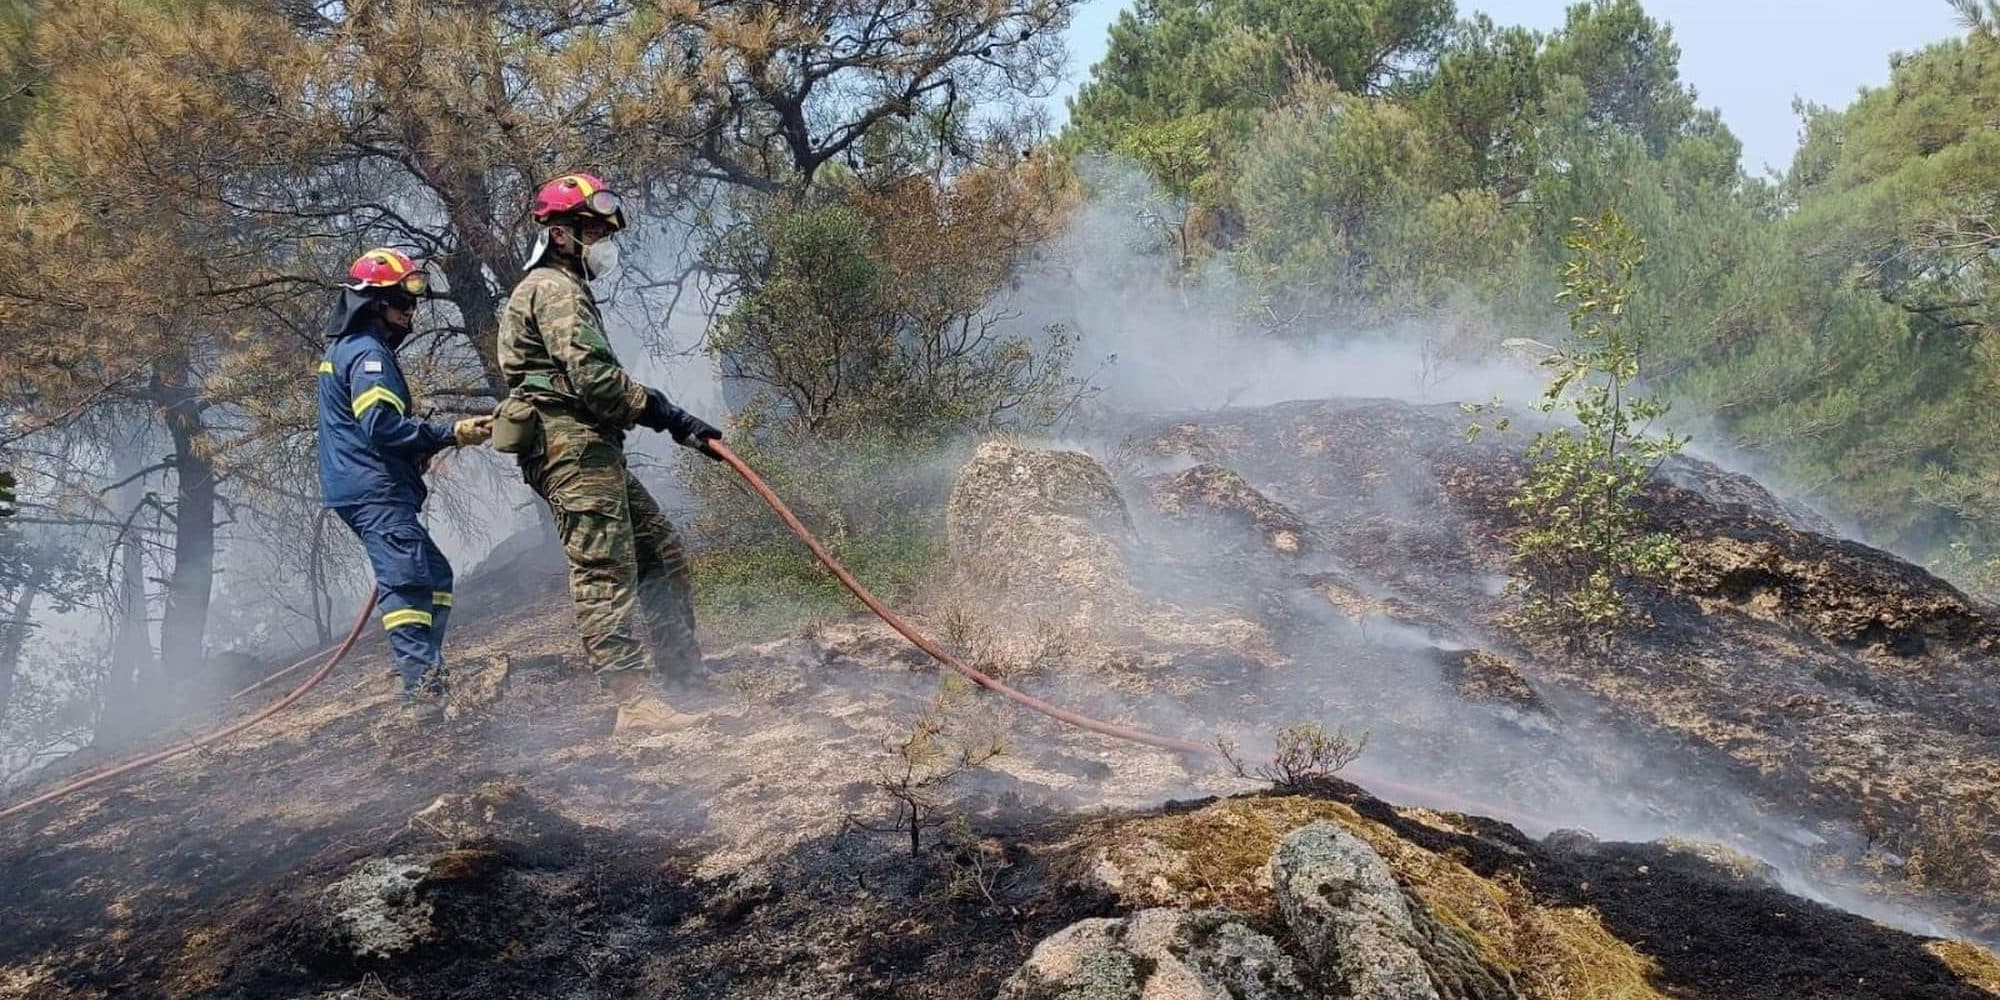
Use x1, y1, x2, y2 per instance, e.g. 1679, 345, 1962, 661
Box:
346, 249, 430, 297
532, 173, 627, 232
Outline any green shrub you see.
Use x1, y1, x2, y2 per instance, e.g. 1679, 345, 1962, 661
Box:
1505, 210, 1687, 644
686, 428, 961, 631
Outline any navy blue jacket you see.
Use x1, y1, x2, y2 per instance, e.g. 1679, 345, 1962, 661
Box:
317, 323, 456, 509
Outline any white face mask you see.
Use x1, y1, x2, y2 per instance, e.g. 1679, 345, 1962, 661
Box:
583, 237, 619, 280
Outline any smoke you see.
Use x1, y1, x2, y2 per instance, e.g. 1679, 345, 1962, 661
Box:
951, 154, 1986, 943
6, 149, 1984, 962
0, 207, 732, 785
991, 159, 1556, 418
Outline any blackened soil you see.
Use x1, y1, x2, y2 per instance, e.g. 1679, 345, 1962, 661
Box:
2, 750, 1110, 1000
195, 816, 1104, 1000
1332, 784, 1991, 1000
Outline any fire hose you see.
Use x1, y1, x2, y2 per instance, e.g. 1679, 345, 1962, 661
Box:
1, 441, 1547, 832
710, 442, 1212, 756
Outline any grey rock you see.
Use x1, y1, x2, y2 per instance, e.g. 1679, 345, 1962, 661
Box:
408, 781, 544, 852
1273, 823, 1440, 1000
998, 907, 1309, 1000
946, 440, 1133, 554
1541, 828, 1601, 859
319, 856, 437, 959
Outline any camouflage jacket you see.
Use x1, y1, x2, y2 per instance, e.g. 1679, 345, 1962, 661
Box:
496, 262, 648, 435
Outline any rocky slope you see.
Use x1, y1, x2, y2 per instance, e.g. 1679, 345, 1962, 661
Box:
1, 397, 1997, 999
1097, 400, 2000, 927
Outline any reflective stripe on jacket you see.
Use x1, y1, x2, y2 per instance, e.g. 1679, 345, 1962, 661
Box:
317, 322, 456, 509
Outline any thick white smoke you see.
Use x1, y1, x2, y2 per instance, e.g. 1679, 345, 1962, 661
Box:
960, 154, 1971, 941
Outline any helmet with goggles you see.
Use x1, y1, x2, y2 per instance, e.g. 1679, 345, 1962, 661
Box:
328, 248, 429, 341
531, 173, 627, 232
345, 248, 429, 302
525, 173, 626, 279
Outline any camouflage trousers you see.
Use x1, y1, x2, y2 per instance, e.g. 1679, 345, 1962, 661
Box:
520, 418, 700, 678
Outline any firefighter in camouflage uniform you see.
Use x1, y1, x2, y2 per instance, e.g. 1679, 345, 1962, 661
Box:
492, 173, 723, 737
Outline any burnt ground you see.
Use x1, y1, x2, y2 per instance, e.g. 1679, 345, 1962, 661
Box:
0, 527, 1205, 1000
6, 744, 1988, 1000
2, 396, 1999, 998
1333, 787, 1994, 1000
0, 606, 1126, 1000
1109, 399, 2000, 939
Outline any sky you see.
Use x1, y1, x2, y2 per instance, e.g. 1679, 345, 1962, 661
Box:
1046, 0, 1966, 176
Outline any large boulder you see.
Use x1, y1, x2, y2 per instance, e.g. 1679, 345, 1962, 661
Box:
997, 907, 1310, 1000
1666, 529, 1997, 657
946, 440, 1140, 620
948, 441, 1134, 545
1273, 823, 1440, 1000
944, 440, 1282, 672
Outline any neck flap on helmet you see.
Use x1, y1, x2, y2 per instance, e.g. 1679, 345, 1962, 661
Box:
325, 288, 411, 349
524, 228, 558, 273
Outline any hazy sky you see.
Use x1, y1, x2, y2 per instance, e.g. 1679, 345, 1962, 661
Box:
1048, 0, 1965, 175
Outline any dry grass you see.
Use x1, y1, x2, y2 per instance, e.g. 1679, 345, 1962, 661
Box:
936, 601, 1046, 680
1508, 899, 1667, 1000
1903, 788, 2000, 903
1929, 941, 2000, 996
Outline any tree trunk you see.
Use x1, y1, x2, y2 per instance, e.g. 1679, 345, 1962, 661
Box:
157, 375, 217, 685
309, 509, 333, 646
439, 248, 509, 395
0, 566, 45, 727
97, 516, 155, 744
346, 5, 513, 398
95, 434, 161, 742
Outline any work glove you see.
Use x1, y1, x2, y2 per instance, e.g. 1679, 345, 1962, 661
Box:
452, 416, 494, 447
640, 388, 724, 459
636, 387, 677, 433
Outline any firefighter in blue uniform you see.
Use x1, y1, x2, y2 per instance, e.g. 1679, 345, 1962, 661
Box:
317, 249, 491, 722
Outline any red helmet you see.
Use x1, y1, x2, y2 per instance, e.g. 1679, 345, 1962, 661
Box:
344, 248, 428, 297
531, 172, 627, 231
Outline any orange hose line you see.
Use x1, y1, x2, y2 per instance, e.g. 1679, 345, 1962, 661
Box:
712, 441, 1213, 756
